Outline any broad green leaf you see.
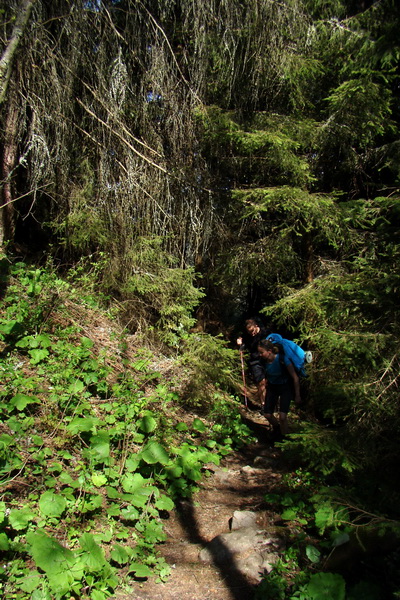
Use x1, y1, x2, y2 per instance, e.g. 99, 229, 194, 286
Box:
39, 491, 66, 518
18, 571, 42, 593
26, 531, 79, 584
0, 433, 14, 451
0, 532, 10, 551
95, 530, 113, 543
303, 572, 345, 600
35, 334, 52, 347
125, 454, 140, 472
90, 431, 110, 461
120, 505, 139, 521
141, 441, 170, 465
138, 413, 157, 433
79, 533, 106, 570
121, 473, 147, 494
155, 495, 174, 511
176, 450, 203, 480
194, 446, 218, 464
120, 473, 154, 507
67, 416, 100, 435
15, 335, 32, 348
141, 520, 166, 543
60, 487, 75, 501
58, 450, 73, 459
80, 336, 94, 349
31, 589, 52, 600
281, 508, 298, 520
17, 334, 51, 349
81, 493, 103, 513
107, 503, 121, 517
48, 570, 78, 595
9, 507, 36, 530
0, 320, 18, 335
91, 473, 107, 487
165, 464, 183, 478
128, 562, 152, 578
175, 422, 188, 432
58, 472, 74, 485
29, 349, 49, 364
177, 443, 194, 459
0, 502, 5, 524
106, 486, 120, 499
110, 544, 130, 565
47, 462, 63, 473
91, 590, 107, 600
192, 417, 206, 432
181, 464, 202, 481
67, 379, 85, 394
10, 393, 39, 411
27, 281, 42, 295
45, 476, 57, 489
306, 544, 321, 563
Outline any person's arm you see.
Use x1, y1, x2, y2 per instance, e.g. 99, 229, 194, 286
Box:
286, 363, 301, 404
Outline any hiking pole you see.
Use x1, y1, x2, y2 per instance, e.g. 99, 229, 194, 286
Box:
239, 348, 248, 408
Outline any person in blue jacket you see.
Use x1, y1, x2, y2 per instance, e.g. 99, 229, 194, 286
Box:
258, 338, 301, 439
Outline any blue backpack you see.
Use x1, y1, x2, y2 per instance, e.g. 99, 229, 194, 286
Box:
267, 333, 312, 378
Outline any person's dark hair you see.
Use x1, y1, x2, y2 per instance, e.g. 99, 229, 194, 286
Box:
245, 318, 259, 328
258, 339, 278, 353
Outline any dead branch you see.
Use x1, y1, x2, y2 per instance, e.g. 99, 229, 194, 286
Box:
0, 0, 37, 104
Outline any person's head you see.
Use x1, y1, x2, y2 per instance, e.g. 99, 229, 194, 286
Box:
245, 318, 260, 336
258, 339, 278, 362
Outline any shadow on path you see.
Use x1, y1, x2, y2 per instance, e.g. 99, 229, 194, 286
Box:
175, 496, 257, 600
170, 402, 278, 600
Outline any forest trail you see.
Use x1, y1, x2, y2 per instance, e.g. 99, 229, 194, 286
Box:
118, 404, 293, 600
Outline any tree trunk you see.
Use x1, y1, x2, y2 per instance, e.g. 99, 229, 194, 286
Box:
0, 0, 36, 247
0, 95, 19, 248
0, 0, 36, 105
302, 232, 314, 284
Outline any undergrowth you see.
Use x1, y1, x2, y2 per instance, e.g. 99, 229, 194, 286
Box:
255, 462, 400, 600
0, 255, 255, 600
2, 255, 399, 600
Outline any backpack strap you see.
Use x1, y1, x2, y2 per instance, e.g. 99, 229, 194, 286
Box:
275, 342, 288, 372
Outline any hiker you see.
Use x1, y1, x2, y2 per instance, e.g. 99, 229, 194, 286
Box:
236, 318, 269, 405
258, 338, 301, 439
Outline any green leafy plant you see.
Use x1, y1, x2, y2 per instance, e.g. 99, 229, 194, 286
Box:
293, 572, 346, 600
0, 256, 256, 599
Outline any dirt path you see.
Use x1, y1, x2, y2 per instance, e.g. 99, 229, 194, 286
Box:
114, 404, 292, 600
